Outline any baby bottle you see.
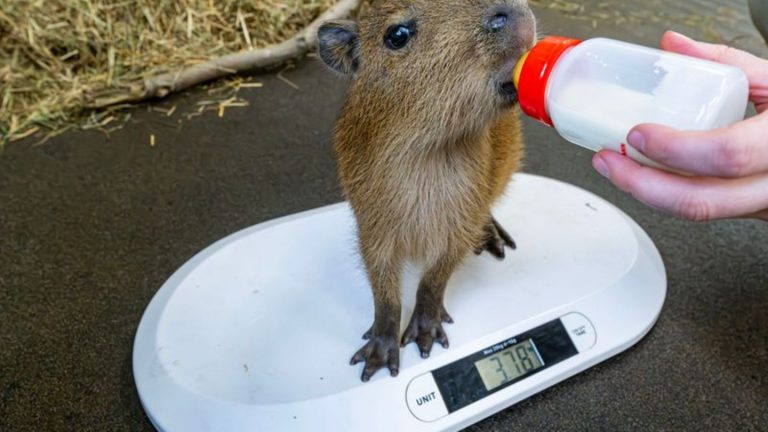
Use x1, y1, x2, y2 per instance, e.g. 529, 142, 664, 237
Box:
513, 36, 750, 170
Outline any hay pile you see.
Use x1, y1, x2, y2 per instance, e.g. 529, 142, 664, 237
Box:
0, 0, 338, 144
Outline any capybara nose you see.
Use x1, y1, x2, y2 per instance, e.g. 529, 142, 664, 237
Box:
486, 8, 510, 33
485, 4, 536, 52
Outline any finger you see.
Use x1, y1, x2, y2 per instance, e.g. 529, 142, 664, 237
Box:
593, 151, 768, 221
660, 31, 768, 111
660, 31, 768, 83
628, 112, 768, 178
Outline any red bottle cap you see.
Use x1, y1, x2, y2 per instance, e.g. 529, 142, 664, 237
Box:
514, 36, 583, 127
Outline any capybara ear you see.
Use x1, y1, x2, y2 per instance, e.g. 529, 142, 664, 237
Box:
318, 20, 360, 75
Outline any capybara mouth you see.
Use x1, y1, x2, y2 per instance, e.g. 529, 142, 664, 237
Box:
499, 81, 518, 104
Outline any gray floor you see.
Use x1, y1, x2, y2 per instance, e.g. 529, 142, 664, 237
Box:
1, 1, 767, 431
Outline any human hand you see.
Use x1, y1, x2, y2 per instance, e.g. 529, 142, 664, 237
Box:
592, 31, 768, 221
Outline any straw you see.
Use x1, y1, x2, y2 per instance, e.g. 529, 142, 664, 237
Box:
0, 0, 337, 145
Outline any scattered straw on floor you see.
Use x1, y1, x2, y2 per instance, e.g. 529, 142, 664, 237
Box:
0, 0, 336, 145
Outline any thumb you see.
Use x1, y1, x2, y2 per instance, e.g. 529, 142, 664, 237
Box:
660, 31, 768, 112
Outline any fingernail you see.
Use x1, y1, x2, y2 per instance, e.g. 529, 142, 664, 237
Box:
593, 155, 610, 179
627, 130, 645, 152
667, 30, 692, 42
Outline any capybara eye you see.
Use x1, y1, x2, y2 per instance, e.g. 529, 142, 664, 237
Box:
384, 24, 412, 50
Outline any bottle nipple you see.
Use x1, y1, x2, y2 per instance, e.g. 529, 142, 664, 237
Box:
513, 52, 530, 90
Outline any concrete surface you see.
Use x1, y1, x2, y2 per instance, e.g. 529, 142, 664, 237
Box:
1, 1, 767, 431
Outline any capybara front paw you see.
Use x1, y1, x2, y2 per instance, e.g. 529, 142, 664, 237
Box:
475, 217, 516, 259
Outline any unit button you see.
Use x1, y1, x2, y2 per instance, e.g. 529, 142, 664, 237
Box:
561, 312, 597, 352
406, 373, 449, 422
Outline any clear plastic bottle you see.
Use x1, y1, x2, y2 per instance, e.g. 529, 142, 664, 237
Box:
513, 36, 750, 170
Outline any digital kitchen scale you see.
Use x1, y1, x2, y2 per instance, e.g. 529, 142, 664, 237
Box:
133, 174, 666, 431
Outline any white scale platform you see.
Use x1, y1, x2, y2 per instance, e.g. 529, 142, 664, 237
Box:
133, 174, 667, 431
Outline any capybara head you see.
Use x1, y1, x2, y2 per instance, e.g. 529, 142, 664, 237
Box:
319, 0, 536, 141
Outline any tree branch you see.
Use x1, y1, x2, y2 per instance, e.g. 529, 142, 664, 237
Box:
84, 0, 361, 108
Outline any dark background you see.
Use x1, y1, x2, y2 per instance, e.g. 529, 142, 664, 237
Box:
1, 1, 766, 430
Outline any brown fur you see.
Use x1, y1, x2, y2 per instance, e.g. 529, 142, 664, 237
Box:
319, 0, 535, 381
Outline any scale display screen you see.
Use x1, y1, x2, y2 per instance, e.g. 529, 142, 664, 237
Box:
432, 318, 578, 413
474, 339, 544, 391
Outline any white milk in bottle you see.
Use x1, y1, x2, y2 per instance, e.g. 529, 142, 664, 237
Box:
513, 36, 749, 170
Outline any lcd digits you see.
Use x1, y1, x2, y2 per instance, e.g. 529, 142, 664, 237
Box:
474, 339, 544, 391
